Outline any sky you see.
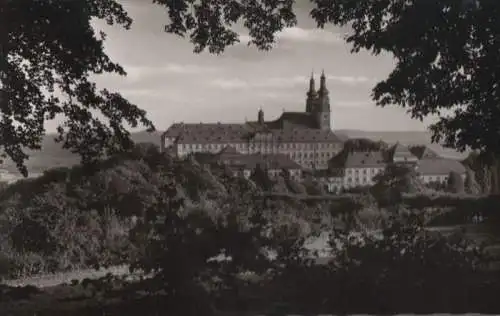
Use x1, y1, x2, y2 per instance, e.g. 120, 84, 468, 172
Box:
71, 0, 438, 133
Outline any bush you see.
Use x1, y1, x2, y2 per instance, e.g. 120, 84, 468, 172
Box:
285, 178, 306, 194
303, 180, 325, 196
274, 213, 492, 314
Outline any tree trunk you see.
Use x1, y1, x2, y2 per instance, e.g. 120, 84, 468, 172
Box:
483, 164, 491, 194
494, 155, 500, 194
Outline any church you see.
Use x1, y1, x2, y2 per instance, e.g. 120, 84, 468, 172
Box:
161, 71, 344, 170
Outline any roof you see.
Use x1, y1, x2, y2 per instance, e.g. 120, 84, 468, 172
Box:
216, 152, 302, 171
409, 145, 439, 159
391, 142, 417, 160
416, 158, 466, 175
344, 151, 386, 168
259, 153, 303, 170
163, 123, 249, 143
265, 112, 318, 129
163, 122, 342, 144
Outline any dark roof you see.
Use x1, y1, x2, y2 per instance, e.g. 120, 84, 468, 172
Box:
162, 122, 342, 144
264, 112, 317, 129
416, 158, 466, 175
410, 146, 439, 159
391, 142, 417, 160
344, 151, 386, 168
259, 153, 303, 170
216, 152, 301, 171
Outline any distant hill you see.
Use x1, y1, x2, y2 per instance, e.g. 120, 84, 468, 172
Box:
335, 129, 468, 160
1, 131, 163, 176
0, 129, 467, 178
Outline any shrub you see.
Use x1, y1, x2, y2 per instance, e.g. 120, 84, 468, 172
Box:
275, 213, 491, 314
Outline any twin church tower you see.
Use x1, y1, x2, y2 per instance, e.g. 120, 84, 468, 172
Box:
255, 70, 332, 131
305, 70, 331, 130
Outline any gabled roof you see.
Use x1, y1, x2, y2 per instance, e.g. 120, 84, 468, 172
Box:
391, 142, 418, 160
416, 158, 466, 175
410, 145, 439, 159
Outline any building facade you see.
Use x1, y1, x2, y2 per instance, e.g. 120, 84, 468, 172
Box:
319, 145, 468, 193
161, 71, 344, 170
320, 151, 386, 192
213, 146, 303, 180
415, 157, 467, 184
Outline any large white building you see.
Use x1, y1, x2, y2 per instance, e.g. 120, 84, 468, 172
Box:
321, 151, 386, 192
319, 144, 467, 192
161, 71, 344, 170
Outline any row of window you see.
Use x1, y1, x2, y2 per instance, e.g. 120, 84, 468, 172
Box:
345, 167, 385, 175
176, 142, 340, 151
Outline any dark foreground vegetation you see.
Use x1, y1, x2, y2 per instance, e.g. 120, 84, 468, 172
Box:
0, 143, 500, 315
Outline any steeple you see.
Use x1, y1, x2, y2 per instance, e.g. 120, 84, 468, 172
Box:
316, 69, 331, 130
258, 108, 264, 124
307, 70, 317, 98
309, 70, 316, 93
319, 69, 328, 95
306, 70, 318, 113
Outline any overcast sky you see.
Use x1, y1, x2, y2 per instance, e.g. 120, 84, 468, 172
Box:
75, 0, 438, 133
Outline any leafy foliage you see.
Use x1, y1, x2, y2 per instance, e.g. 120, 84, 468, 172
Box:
154, 0, 297, 53
1, 0, 154, 176
371, 163, 418, 208
249, 163, 273, 192
343, 138, 388, 152
462, 151, 499, 194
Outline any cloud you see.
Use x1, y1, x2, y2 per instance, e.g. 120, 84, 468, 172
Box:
327, 75, 376, 85
238, 27, 343, 45
333, 101, 374, 108
210, 78, 249, 89
278, 27, 343, 43
125, 63, 219, 82
209, 74, 376, 90
120, 88, 207, 105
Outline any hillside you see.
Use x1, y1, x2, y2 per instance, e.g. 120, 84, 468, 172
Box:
0, 131, 163, 176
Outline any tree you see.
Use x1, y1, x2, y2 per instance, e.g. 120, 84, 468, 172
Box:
344, 138, 388, 153
154, 0, 500, 157
462, 151, 497, 193
447, 171, 465, 194
371, 164, 417, 209
250, 163, 273, 192
1, 0, 154, 176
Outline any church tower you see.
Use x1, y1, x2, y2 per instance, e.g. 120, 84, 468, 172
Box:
258, 108, 264, 125
305, 71, 318, 113
315, 70, 331, 130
